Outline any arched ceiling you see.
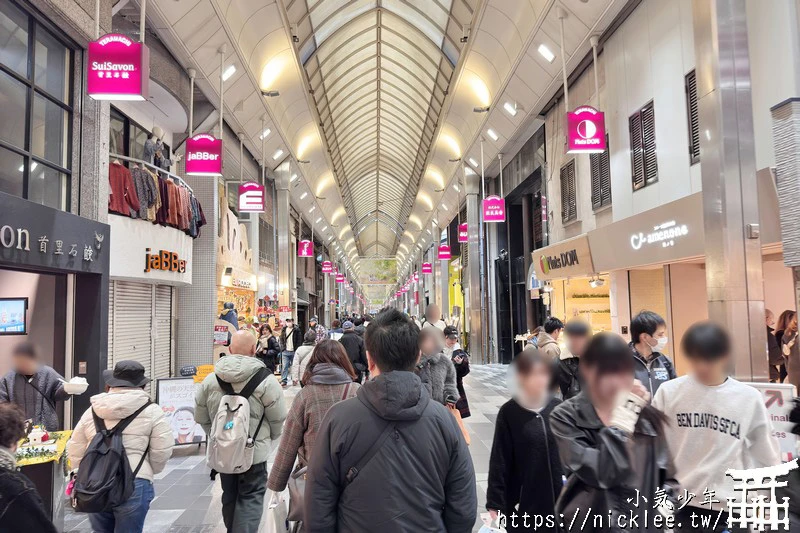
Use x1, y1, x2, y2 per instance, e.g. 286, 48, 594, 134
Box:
285, 0, 477, 257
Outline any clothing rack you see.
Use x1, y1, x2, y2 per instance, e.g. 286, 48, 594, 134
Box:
109, 153, 194, 194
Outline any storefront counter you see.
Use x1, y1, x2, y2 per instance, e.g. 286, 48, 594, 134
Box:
17, 430, 72, 531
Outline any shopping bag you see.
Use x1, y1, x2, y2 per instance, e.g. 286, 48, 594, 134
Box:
448, 404, 471, 445
265, 492, 290, 533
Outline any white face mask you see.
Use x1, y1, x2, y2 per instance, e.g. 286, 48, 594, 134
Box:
652, 336, 669, 352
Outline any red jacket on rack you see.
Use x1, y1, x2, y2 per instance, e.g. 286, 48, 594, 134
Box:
108, 161, 141, 216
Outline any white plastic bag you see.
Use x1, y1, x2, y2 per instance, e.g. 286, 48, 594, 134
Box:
264, 492, 290, 533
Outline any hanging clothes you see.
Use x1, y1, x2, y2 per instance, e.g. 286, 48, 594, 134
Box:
155, 176, 171, 226
144, 169, 162, 221
108, 161, 141, 216
188, 196, 207, 238
130, 166, 157, 220
166, 180, 181, 228
178, 185, 191, 231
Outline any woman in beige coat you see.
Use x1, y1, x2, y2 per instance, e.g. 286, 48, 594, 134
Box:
68, 361, 174, 533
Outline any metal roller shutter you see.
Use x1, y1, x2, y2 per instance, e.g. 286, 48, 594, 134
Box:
108, 281, 115, 370
153, 286, 172, 383
110, 281, 154, 394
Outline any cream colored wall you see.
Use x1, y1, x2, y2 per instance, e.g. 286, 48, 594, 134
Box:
667, 263, 708, 375
763, 258, 796, 316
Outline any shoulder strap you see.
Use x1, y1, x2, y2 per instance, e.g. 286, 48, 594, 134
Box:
111, 401, 153, 436
345, 421, 396, 485
216, 375, 235, 395
239, 367, 270, 399
341, 382, 352, 401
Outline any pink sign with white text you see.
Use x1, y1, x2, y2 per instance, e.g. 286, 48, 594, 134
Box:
87, 34, 149, 101
238, 182, 265, 213
482, 196, 506, 223
566, 106, 606, 154
185, 134, 223, 176
438, 245, 452, 260
298, 240, 314, 257
458, 223, 469, 243
422, 262, 433, 274
322, 261, 332, 273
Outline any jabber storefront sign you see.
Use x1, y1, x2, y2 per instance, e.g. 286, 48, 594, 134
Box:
185, 135, 223, 176
87, 34, 149, 101
567, 106, 606, 154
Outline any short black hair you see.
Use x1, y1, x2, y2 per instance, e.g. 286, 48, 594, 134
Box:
0, 403, 26, 448
682, 321, 731, 361
582, 333, 635, 375
12, 341, 37, 359
514, 347, 550, 376
364, 308, 420, 372
544, 317, 564, 334
353, 317, 364, 327
564, 319, 591, 337
630, 310, 666, 343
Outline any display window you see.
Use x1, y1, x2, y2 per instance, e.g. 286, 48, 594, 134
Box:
548, 275, 611, 333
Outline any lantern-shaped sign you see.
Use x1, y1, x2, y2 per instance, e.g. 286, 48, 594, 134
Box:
336, 274, 345, 283
239, 182, 265, 213
438, 244, 452, 260
458, 223, 469, 243
298, 240, 314, 257
567, 106, 606, 153
483, 196, 506, 223
87, 34, 149, 101
422, 262, 433, 274
322, 261, 332, 273
185, 134, 223, 176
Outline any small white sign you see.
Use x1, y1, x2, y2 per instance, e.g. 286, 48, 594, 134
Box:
745, 382, 798, 461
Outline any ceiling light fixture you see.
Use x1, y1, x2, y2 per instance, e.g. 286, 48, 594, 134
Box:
290, 174, 298, 183
222, 64, 237, 81
309, 206, 315, 213
315, 217, 322, 224
272, 149, 284, 160
487, 129, 499, 141
300, 192, 308, 200
503, 102, 518, 116
468, 158, 479, 168
261, 90, 280, 97
259, 128, 271, 140
538, 44, 556, 63
322, 226, 328, 231
454, 184, 460, 192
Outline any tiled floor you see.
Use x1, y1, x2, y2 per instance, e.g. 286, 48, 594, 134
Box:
64, 364, 510, 532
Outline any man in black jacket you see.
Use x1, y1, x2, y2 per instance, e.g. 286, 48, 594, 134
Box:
306, 308, 476, 532
338, 320, 368, 382
552, 320, 591, 400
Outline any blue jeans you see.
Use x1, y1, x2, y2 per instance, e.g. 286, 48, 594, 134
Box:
280, 350, 294, 384
88, 478, 154, 533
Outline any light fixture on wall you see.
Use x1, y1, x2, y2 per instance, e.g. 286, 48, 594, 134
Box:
473, 105, 490, 113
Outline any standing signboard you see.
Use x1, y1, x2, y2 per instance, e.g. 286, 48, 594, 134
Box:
156, 378, 207, 445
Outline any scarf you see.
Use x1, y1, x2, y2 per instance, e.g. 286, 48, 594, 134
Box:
0, 447, 16, 471
308, 363, 353, 385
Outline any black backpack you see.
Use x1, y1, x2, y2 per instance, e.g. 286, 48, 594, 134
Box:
71, 401, 152, 513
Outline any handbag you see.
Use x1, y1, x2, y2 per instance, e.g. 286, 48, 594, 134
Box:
287, 383, 352, 522
448, 404, 471, 445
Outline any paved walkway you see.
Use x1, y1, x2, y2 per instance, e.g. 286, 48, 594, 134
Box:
64, 364, 510, 532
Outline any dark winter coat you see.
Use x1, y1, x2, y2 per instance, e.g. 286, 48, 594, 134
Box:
629, 343, 676, 396
415, 352, 459, 405
338, 331, 367, 379
305, 371, 476, 532
550, 393, 678, 532
0, 454, 58, 533
553, 355, 581, 400
257, 335, 281, 372
487, 397, 563, 532
0, 366, 70, 431
451, 349, 471, 418
280, 326, 303, 352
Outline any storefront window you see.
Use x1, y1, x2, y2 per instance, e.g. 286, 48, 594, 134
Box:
0, 0, 73, 211
109, 107, 171, 163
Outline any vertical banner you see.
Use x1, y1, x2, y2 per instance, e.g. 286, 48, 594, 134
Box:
458, 223, 469, 243
298, 240, 314, 257
87, 34, 149, 101
185, 134, 223, 176
482, 196, 506, 223
438, 244, 452, 260
238, 182, 266, 212
566, 105, 606, 153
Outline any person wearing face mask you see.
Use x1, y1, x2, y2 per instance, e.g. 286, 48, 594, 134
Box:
629, 310, 676, 396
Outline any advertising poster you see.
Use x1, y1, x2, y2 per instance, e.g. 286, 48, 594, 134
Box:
156, 378, 206, 445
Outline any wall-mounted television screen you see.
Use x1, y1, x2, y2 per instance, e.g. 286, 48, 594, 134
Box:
0, 298, 28, 335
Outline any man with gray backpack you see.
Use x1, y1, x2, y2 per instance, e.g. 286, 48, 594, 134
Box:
195, 330, 287, 533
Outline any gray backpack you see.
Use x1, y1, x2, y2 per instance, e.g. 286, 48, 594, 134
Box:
207, 368, 269, 474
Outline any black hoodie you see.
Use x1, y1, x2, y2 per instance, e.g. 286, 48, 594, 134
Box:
305, 371, 477, 532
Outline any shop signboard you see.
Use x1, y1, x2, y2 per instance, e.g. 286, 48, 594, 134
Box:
238, 182, 265, 213
298, 240, 314, 257
458, 223, 469, 243
438, 244, 452, 260
156, 378, 206, 445
185, 134, 223, 176
413, 271, 419, 282
87, 34, 149, 101
336, 274, 345, 283
422, 262, 433, 274
532, 235, 595, 281
213, 325, 228, 345
566, 106, 606, 153
482, 196, 506, 223
321, 261, 332, 273
745, 382, 797, 460
193, 364, 215, 384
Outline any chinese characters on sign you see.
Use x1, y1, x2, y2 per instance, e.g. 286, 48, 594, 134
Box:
238, 182, 266, 213
87, 34, 149, 101
185, 134, 223, 176
482, 196, 506, 223
0, 225, 103, 265
335, 274, 345, 283
321, 261, 332, 273
566, 105, 607, 154
298, 240, 314, 257
421, 262, 433, 274
458, 223, 469, 243
438, 244, 451, 260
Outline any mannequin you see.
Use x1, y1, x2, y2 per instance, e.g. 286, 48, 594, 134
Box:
143, 126, 162, 165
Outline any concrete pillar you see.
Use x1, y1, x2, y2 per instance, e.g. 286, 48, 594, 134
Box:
275, 162, 291, 310
693, 0, 767, 380
465, 170, 484, 363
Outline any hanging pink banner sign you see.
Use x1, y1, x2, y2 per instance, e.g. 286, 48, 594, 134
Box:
395, 291, 401, 297
298, 240, 314, 257
238, 182, 265, 213
458, 223, 469, 243
321, 261, 332, 273
482, 195, 506, 223
422, 262, 433, 274
566, 105, 606, 153
185, 134, 223, 176
438, 244, 452, 260
336, 274, 345, 283
87, 34, 149, 101
413, 272, 419, 282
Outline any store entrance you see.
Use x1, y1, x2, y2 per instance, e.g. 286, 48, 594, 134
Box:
297, 305, 308, 334
0, 267, 68, 427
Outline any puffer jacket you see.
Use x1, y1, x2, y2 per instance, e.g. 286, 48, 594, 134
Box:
415, 352, 459, 405
195, 355, 287, 465
629, 342, 676, 396
305, 371, 476, 532
550, 393, 678, 532
291, 343, 315, 383
68, 388, 174, 482
537, 331, 561, 359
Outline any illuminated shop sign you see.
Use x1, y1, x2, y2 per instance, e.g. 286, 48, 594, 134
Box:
144, 248, 187, 274
239, 182, 265, 213
566, 106, 606, 154
482, 196, 506, 223
630, 221, 690, 250
539, 249, 579, 275
322, 261, 332, 273
87, 34, 149, 101
185, 134, 223, 176
422, 262, 432, 274
298, 240, 314, 257
438, 244, 451, 260
458, 223, 469, 243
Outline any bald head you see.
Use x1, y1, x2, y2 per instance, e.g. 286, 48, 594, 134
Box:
230, 330, 257, 356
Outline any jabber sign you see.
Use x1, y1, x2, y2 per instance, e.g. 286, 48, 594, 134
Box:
630, 221, 689, 250
185, 134, 223, 176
